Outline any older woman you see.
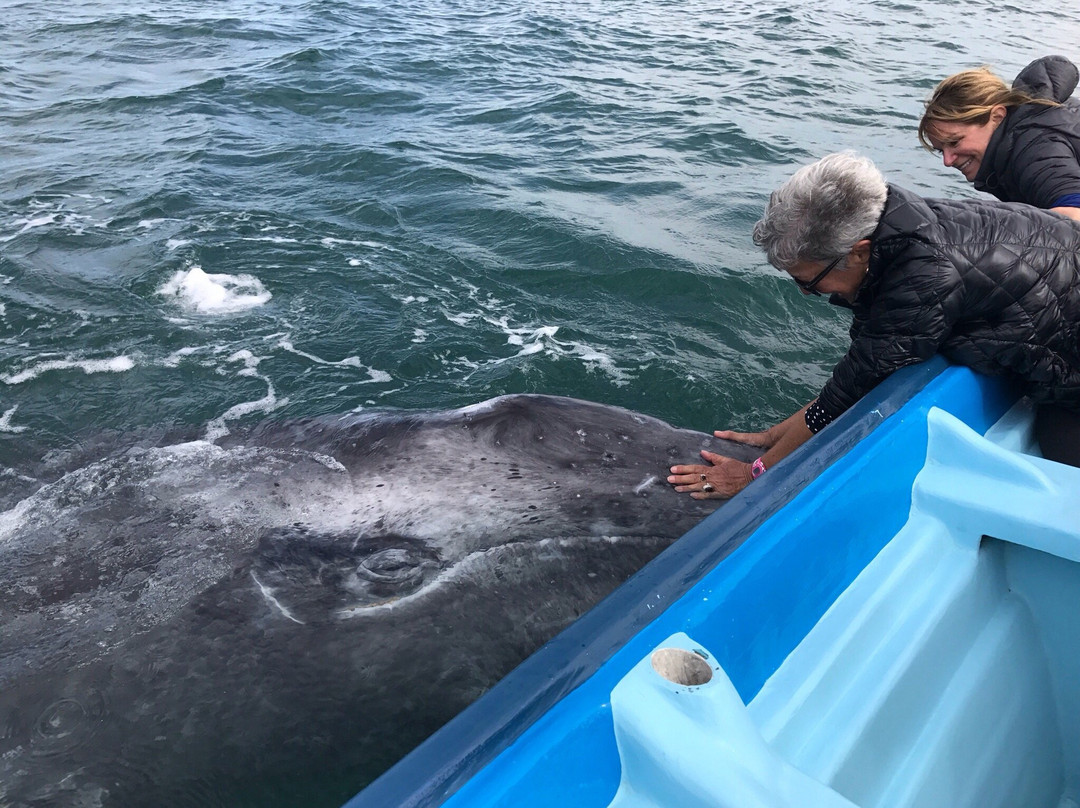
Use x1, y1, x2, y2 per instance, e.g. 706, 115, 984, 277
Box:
669, 152, 1080, 499
918, 55, 1080, 221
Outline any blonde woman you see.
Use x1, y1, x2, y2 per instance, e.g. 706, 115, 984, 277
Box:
918, 55, 1080, 222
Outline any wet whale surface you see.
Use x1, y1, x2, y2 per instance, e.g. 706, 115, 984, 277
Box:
0, 395, 756, 807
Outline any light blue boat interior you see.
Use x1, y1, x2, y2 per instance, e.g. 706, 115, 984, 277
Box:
609, 407, 1080, 808
435, 367, 1080, 808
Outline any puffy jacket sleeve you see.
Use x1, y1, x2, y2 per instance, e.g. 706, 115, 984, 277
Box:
1009, 126, 1080, 209
816, 239, 964, 418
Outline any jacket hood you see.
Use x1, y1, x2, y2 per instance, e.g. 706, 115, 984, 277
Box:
1013, 55, 1078, 103
975, 57, 1080, 197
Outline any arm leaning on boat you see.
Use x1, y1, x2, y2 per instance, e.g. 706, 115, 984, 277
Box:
918, 55, 1080, 222
669, 151, 1080, 500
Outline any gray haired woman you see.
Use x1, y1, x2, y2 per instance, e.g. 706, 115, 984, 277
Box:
668, 151, 1080, 499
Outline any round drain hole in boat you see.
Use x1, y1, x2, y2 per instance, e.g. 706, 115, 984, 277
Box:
650, 647, 712, 686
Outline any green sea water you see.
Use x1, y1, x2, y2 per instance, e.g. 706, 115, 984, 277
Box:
4, 0, 1077, 467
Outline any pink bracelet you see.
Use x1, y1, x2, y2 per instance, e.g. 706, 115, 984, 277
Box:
751, 457, 767, 480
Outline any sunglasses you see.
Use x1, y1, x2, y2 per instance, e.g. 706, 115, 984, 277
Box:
794, 253, 846, 296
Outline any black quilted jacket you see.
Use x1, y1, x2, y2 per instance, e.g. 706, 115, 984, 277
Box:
816, 185, 1080, 419
975, 55, 1080, 207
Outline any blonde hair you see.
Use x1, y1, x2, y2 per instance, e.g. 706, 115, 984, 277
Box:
918, 66, 1059, 150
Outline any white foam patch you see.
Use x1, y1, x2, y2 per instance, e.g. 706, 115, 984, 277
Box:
15, 213, 57, 232
0, 405, 27, 433
205, 389, 285, 442
2, 356, 134, 385
503, 325, 631, 385
277, 340, 391, 383
166, 238, 191, 251
1, 213, 54, 243
0, 496, 36, 540
157, 266, 271, 314
506, 325, 559, 345
445, 310, 480, 327
321, 237, 403, 253
435, 280, 633, 384
160, 346, 201, 367
3, 206, 99, 242
204, 351, 288, 442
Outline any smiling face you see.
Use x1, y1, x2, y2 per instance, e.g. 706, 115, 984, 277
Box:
925, 106, 1007, 182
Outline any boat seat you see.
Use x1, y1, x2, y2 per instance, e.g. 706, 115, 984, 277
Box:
607, 632, 858, 808
606, 407, 1080, 808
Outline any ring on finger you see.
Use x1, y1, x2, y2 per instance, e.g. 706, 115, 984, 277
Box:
702, 483, 715, 493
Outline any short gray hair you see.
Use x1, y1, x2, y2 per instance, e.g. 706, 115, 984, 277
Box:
752, 152, 887, 270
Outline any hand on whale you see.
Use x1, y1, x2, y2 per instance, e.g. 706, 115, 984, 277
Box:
0, 394, 756, 807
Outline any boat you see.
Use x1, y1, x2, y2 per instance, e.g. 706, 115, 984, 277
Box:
344, 356, 1080, 808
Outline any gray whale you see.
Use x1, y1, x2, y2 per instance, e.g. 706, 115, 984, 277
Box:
0, 394, 756, 807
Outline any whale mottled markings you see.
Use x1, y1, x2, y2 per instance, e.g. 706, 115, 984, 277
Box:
0, 394, 755, 807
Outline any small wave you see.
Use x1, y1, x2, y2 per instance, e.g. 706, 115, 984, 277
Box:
0, 406, 27, 433
160, 346, 202, 368
277, 340, 391, 383
240, 235, 299, 244
321, 237, 403, 253
157, 266, 271, 315
204, 350, 289, 442
504, 325, 631, 385
2, 356, 134, 386
1, 198, 106, 243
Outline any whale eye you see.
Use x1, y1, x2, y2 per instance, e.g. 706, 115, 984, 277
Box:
250, 528, 442, 619
356, 548, 425, 584
342, 541, 442, 607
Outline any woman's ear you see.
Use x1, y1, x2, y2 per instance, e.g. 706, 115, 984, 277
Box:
851, 238, 873, 266
990, 104, 1008, 127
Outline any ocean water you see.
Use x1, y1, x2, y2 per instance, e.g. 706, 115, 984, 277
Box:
3, 0, 1080, 804
4, 0, 1077, 465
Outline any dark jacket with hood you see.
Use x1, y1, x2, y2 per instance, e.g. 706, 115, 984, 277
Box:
816, 185, 1080, 421
974, 55, 1080, 208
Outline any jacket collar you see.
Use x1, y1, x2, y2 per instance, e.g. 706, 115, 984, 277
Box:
829, 184, 919, 311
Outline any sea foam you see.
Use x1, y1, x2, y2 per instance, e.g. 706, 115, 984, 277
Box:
157, 266, 271, 314
2, 356, 135, 385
